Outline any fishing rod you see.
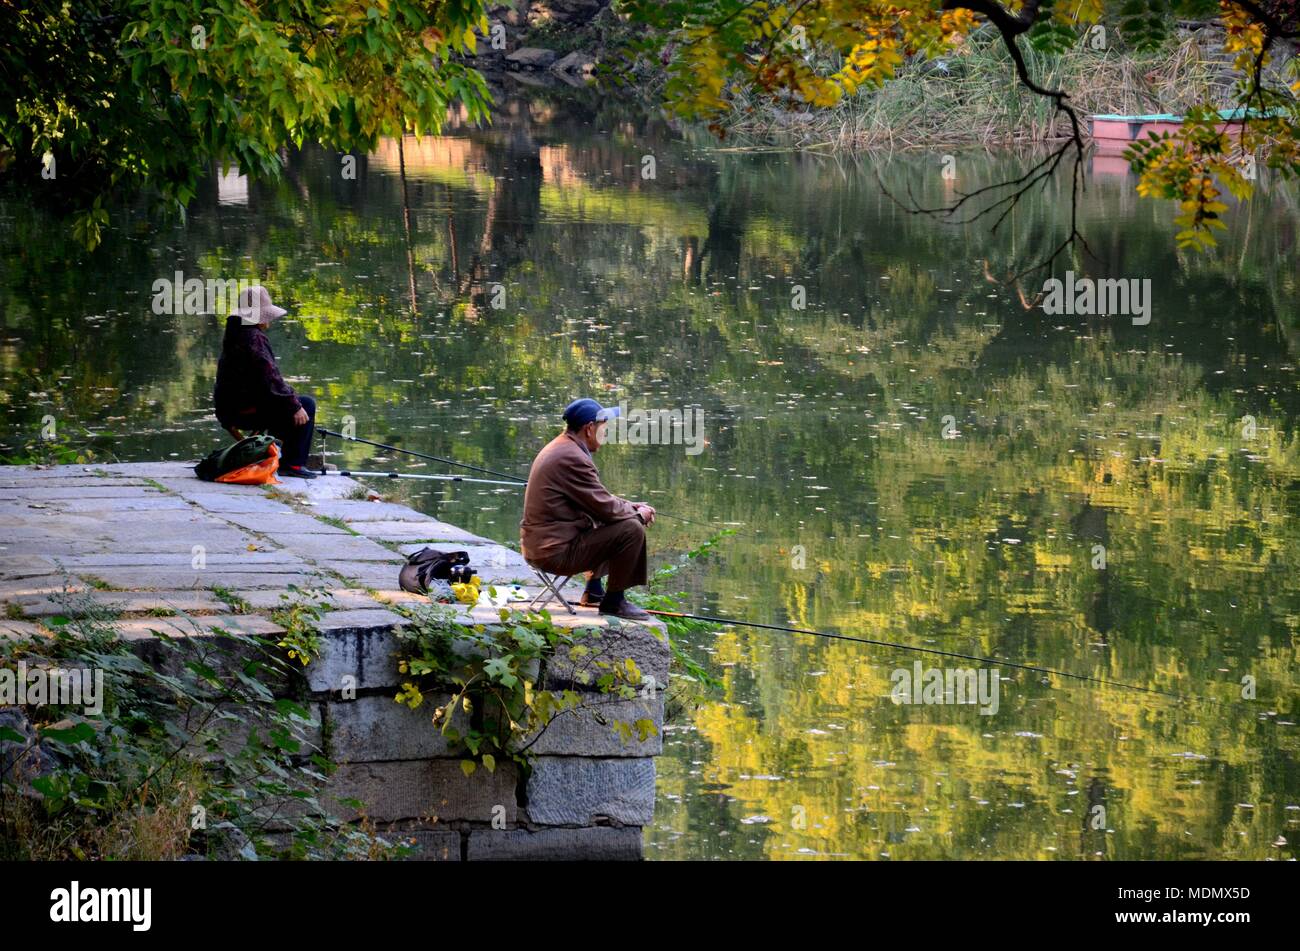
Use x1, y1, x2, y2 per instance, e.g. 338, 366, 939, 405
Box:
319, 427, 763, 538
319, 428, 529, 483
327, 469, 526, 487
644, 609, 1222, 706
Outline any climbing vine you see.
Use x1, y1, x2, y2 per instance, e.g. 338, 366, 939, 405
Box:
392, 603, 654, 776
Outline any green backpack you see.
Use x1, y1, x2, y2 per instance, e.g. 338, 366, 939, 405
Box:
194, 434, 279, 482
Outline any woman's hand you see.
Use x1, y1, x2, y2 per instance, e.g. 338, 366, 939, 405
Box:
293, 407, 309, 426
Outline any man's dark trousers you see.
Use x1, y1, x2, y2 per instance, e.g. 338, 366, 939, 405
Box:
533, 517, 647, 592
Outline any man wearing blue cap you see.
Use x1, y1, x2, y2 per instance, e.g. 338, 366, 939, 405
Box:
520, 398, 656, 620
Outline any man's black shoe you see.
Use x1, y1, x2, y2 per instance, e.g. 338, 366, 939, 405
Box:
598, 595, 651, 621
279, 465, 317, 479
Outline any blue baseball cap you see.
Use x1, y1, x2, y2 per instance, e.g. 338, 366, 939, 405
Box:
563, 398, 621, 427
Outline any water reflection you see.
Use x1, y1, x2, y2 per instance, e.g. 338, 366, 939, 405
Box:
1, 86, 1297, 860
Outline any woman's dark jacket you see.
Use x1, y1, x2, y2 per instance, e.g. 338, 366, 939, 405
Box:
213, 316, 302, 429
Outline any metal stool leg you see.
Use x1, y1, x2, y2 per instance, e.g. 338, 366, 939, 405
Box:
527, 567, 576, 614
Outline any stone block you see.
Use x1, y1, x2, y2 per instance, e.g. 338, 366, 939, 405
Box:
325, 759, 517, 824
307, 609, 407, 692
324, 694, 461, 761
525, 757, 655, 826
543, 621, 670, 692
524, 694, 663, 757
389, 829, 462, 861
467, 826, 642, 861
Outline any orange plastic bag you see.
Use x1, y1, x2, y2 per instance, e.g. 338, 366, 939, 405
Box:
216, 441, 281, 485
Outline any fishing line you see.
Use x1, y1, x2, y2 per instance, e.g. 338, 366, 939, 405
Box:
645, 609, 1224, 706
319, 428, 763, 537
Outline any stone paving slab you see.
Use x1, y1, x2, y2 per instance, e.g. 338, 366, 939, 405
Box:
456, 602, 666, 636
0, 485, 166, 499
0, 477, 154, 489
316, 607, 409, 633
217, 512, 351, 535
44, 551, 305, 568
32, 533, 264, 556
236, 588, 393, 612
269, 477, 360, 500
148, 477, 251, 494
469, 565, 546, 585
0, 466, 127, 481
366, 589, 428, 608
316, 560, 405, 589
0, 619, 52, 641
273, 533, 403, 563
37, 496, 193, 513
84, 568, 327, 591
79, 463, 198, 479
0, 555, 61, 572
0, 558, 80, 580
112, 614, 284, 641
15, 590, 230, 617
351, 520, 494, 544
0, 575, 88, 599
308, 500, 443, 523
173, 492, 291, 514
64, 509, 220, 525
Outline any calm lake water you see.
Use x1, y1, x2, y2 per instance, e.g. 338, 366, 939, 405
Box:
2, 87, 1298, 860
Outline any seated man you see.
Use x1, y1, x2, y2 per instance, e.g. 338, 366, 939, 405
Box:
521, 398, 656, 620
213, 285, 318, 479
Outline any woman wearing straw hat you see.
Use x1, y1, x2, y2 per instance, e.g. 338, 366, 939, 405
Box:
213, 285, 318, 479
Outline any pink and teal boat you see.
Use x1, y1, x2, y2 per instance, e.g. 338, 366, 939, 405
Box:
1089, 107, 1262, 154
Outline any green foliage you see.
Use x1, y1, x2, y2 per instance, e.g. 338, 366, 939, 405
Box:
0, 594, 390, 860
392, 602, 650, 773
209, 586, 252, 616
0, 0, 494, 248
270, 585, 333, 666
0, 429, 98, 467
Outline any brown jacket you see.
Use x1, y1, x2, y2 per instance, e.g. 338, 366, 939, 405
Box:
520, 431, 640, 562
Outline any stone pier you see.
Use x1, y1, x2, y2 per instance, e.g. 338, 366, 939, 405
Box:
0, 462, 669, 860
